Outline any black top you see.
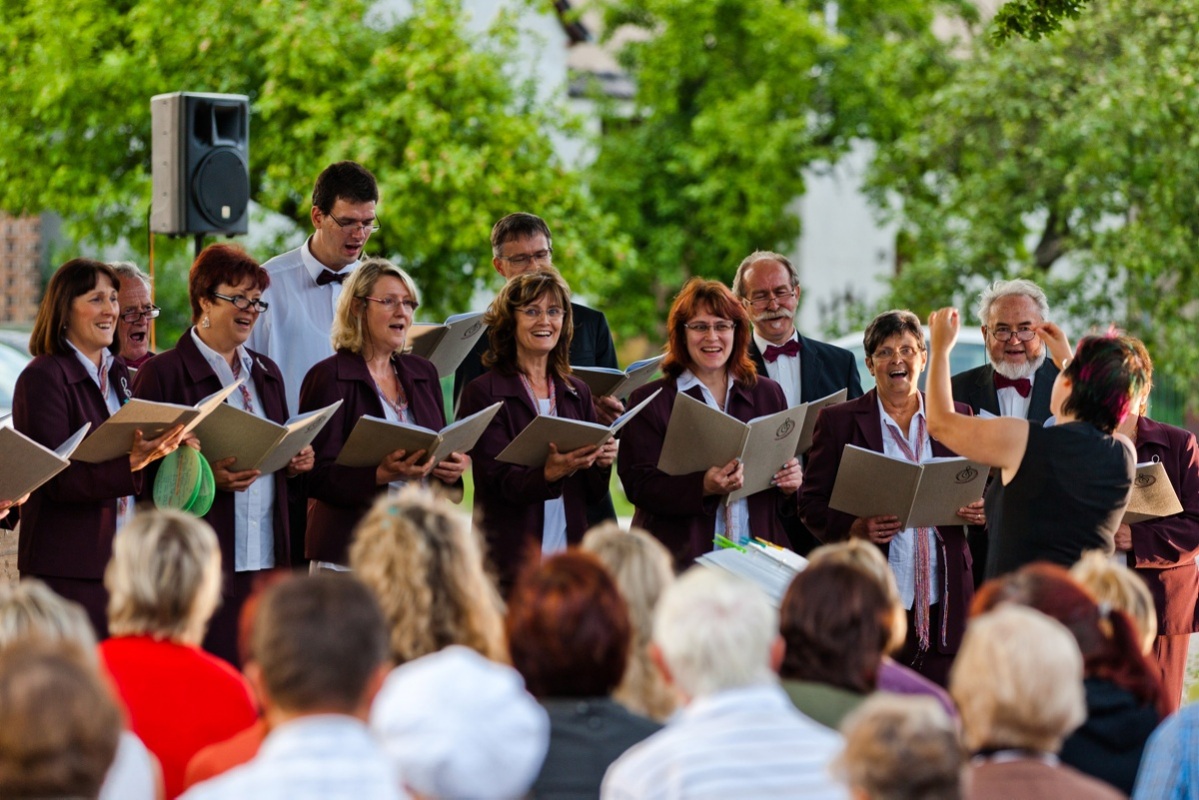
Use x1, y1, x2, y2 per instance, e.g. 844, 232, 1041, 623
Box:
985, 421, 1134, 579
532, 696, 661, 800
1059, 677, 1158, 795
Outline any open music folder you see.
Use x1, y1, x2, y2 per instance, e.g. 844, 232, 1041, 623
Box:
571, 355, 664, 400
1122, 461, 1184, 524
406, 312, 488, 378
496, 389, 662, 468
192, 401, 343, 473
335, 402, 503, 469
0, 420, 90, 500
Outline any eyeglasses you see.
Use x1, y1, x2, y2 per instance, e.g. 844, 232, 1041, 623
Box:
683, 321, 737, 334
517, 306, 565, 321
325, 212, 380, 233
363, 296, 419, 313
499, 248, 553, 267
870, 346, 921, 360
990, 328, 1037, 343
746, 287, 797, 308
119, 305, 161, 323
212, 292, 269, 313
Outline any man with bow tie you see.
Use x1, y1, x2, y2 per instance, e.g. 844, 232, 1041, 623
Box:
950, 278, 1059, 586
249, 161, 380, 564
733, 250, 862, 554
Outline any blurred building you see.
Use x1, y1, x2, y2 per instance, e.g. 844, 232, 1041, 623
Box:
0, 213, 48, 325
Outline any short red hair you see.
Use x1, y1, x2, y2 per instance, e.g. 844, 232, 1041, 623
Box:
505, 551, 631, 699
662, 278, 757, 386
189, 244, 270, 322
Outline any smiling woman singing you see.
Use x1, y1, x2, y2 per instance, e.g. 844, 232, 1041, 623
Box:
799, 309, 978, 687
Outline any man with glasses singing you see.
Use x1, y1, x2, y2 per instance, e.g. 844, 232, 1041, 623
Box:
249, 161, 380, 416
732, 251, 862, 555
110, 261, 160, 370
950, 278, 1058, 587
453, 212, 620, 526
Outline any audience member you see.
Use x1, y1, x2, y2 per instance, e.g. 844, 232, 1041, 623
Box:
600, 567, 847, 800
1071, 550, 1157, 653
804, 541, 957, 720
0, 579, 159, 800
182, 574, 399, 800
110, 261, 158, 370
299, 258, 468, 568
1132, 702, 1199, 799
973, 563, 1163, 794
800, 309, 977, 685
99, 510, 256, 799
581, 522, 678, 721
0, 639, 122, 800
458, 269, 616, 592
371, 645, 549, 800
835, 694, 964, 800
951, 605, 1123, 800
349, 487, 506, 665
507, 551, 661, 798
1112, 335, 1199, 713
778, 561, 899, 730
927, 308, 1143, 578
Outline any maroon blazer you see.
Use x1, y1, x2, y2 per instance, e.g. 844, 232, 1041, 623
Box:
13, 352, 141, 579
799, 389, 975, 653
458, 370, 610, 589
616, 376, 793, 568
1130, 416, 1199, 636
299, 350, 447, 564
131, 330, 292, 575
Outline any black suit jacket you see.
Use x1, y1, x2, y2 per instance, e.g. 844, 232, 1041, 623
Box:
748, 331, 863, 554
950, 359, 1058, 425
748, 332, 864, 405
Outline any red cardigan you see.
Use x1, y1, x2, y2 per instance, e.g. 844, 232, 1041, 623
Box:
99, 636, 257, 800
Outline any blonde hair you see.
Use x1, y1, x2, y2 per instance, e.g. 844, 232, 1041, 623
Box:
104, 509, 223, 644
0, 580, 97, 656
808, 540, 907, 653
836, 694, 965, 800
950, 605, 1085, 753
1071, 550, 1157, 654
330, 257, 421, 355
581, 522, 677, 721
349, 488, 506, 665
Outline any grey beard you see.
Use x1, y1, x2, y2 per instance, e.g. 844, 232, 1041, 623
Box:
992, 350, 1046, 380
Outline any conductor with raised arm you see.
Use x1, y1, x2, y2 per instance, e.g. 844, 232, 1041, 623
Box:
925, 307, 1141, 580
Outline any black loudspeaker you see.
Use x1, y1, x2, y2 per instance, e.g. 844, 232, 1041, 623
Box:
150, 92, 250, 236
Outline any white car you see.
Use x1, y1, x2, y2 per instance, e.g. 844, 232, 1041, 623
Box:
831, 327, 988, 392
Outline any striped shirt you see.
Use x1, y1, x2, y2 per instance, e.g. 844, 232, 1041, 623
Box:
601, 683, 848, 800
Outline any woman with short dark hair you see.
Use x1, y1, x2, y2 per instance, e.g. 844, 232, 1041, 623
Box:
506, 551, 660, 799
13, 258, 190, 635
618, 278, 801, 567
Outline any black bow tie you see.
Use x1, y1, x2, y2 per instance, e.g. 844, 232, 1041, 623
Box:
316, 269, 349, 286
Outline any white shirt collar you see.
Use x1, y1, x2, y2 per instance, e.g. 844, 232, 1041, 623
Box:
676, 368, 734, 408
300, 236, 359, 285
66, 339, 114, 381
190, 327, 253, 378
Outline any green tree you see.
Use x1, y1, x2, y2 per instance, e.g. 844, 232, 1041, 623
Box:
0, 0, 627, 340
585, 0, 973, 343
991, 0, 1095, 43
867, 0, 1199, 403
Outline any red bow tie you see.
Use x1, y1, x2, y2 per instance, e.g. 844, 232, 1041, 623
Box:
993, 373, 1031, 397
316, 269, 349, 286
763, 339, 801, 363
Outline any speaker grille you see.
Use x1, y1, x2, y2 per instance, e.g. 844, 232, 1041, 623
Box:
193, 148, 249, 227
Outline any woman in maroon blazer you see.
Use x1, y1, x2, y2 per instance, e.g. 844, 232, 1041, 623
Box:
133, 244, 310, 664
1115, 337, 1199, 713
799, 310, 978, 687
458, 269, 616, 593
13, 259, 190, 637
299, 257, 469, 568
617, 278, 803, 568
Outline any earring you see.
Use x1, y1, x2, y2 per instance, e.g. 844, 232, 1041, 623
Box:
202, 316, 210, 329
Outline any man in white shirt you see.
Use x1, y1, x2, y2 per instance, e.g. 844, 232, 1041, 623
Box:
248, 161, 379, 414
601, 568, 847, 800
732, 250, 862, 555
248, 162, 379, 565
950, 278, 1059, 586
181, 574, 403, 800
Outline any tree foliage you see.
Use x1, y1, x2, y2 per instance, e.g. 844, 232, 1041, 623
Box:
585, 0, 973, 342
0, 0, 629, 342
867, 0, 1199, 400
991, 0, 1095, 43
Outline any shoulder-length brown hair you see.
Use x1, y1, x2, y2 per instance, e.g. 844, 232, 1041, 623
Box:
661, 278, 757, 386
30, 259, 120, 357
482, 269, 573, 379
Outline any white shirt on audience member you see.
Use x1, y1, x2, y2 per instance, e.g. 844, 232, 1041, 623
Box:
601, 683, 847, 800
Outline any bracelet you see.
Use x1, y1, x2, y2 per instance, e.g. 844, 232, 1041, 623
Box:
1060, 357, 1071, 370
